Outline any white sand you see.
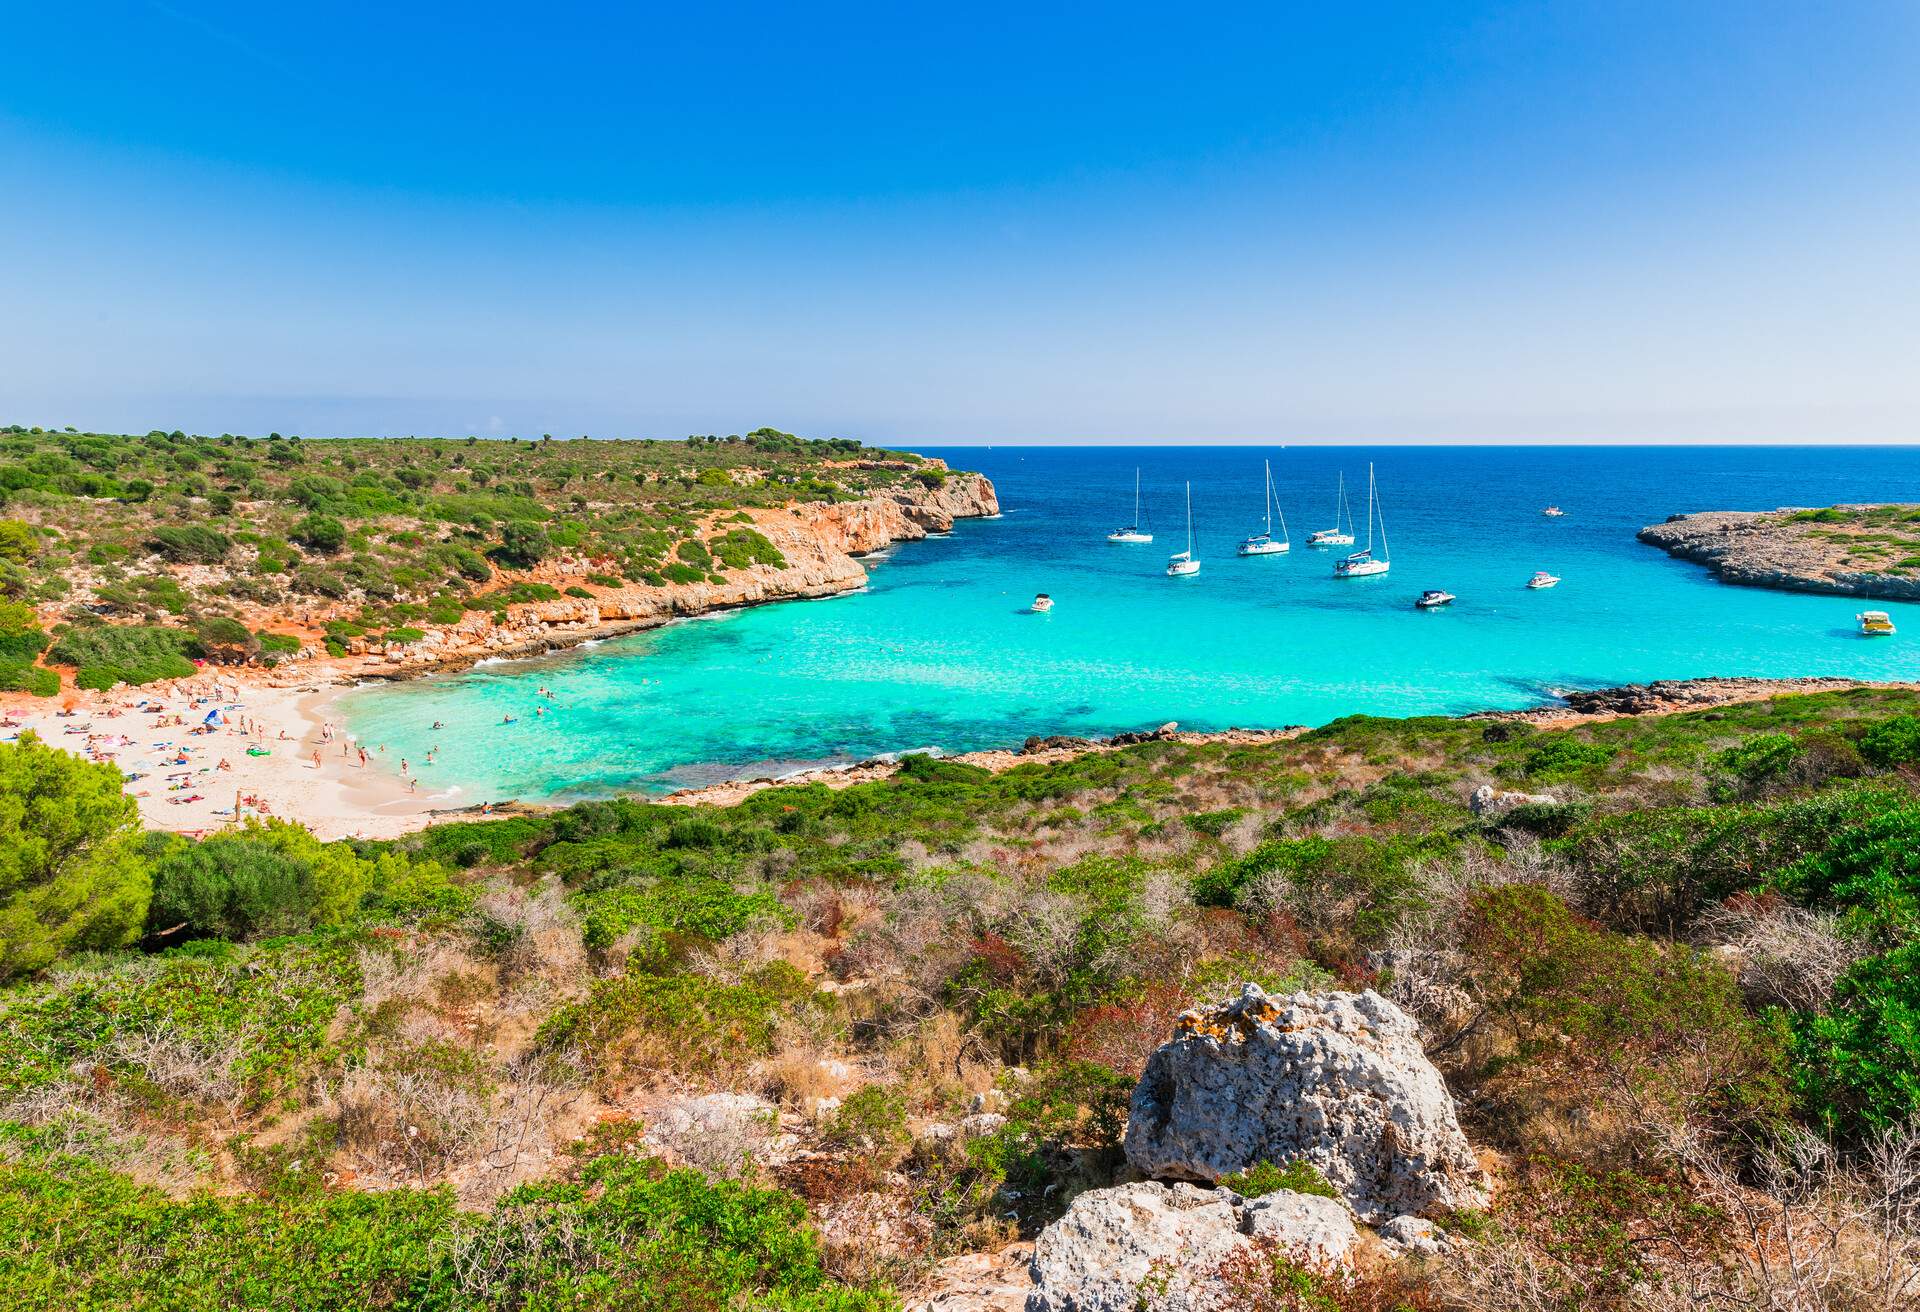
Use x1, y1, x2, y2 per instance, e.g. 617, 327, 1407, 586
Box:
0, 673, 453, 842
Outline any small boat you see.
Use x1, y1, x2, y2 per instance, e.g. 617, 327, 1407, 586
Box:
1107, 468, 1153, 543
1238, 459, 1291, 556
1307, 472, 1357, 546
1030, 594, 1054, 613
1415, 590, 1455, 609
1526, 571, 1560, 589
1859, 610, 1896, 635
1167, 482, 1201, 576
1542, 506, 1565, 517
1333, 464, 1390, 577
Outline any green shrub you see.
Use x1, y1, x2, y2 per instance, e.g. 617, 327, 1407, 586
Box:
0, 733, 151, 977
0, 519, 37, 563
1860, 714, 1920, 768
146, 524, 231, 563
257, 631, 302, 655
1710, 733, 1804, 799
1791, 940, 1920, 1138
146, 820, 451, 943
1523, 736, 1615, 779
0, 1147, 883, 1311
1459, 885, 1788, 1138
292, 513, 346, 553
497, 520, 551, 567
48, 624, 199, 688
0, 600, 47, 662
536, 966, 809, 1076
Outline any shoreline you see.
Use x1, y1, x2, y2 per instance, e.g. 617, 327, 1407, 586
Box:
5, 670, 1912, 839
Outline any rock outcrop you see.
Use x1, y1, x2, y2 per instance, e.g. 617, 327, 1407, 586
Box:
1025, 1181, 1358, 1312
347, 470, 998, 679
1637, 506, 1920, 600
1124, 986, 1486, 1222
1469, 783, 1558, 817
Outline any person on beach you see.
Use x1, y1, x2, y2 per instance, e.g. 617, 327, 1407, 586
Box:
400, 758, 408, 775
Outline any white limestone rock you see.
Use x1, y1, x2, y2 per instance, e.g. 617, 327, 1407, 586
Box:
1024, 1181, 1357, 1312
1123, 985, 1488, 1222
1376, 1214, 1449, 1257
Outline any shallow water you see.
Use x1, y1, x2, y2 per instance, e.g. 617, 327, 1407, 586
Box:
340, 446, 1920, 803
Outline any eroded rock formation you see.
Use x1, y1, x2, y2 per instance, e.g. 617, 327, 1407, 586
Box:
1024, 1181, 1358, 1312
1123, 985, 1487, 1222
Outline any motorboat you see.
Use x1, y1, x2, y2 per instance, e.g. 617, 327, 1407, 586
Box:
1031, 594, 1054, 613
1415, 590, 1455, 609
1543, 506, 1565, 517
1526, 571, 1560, 589
1860, 610, 1896, 635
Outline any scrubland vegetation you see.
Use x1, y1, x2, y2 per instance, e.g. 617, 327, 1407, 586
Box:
0, 423, 935, 688
1, 687, 1918, 1307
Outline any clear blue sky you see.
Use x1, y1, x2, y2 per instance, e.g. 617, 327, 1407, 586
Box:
3, 2, 1917, 443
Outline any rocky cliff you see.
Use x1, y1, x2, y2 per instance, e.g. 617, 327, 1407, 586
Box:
1637, 505, 1920, 600
346, 470, 998, 678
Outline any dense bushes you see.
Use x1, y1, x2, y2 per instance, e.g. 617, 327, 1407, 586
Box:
0, 735, 151, 978
0, 1145, 886, 1311
1458, 885, 1788, 1139
146, 524, 231, 563
46, 623, 198, 688
146, 820, 453, 943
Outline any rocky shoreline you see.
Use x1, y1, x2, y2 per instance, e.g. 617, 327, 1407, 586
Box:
1638, 505, 1920, 600
659, 676, 1916, 808
338, 470, 1000, 681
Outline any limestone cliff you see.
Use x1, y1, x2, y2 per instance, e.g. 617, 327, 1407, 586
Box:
347, 470, 998, 678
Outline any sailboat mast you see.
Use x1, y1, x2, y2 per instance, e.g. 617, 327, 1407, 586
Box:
1186, 482, 1194, 555
1133, 468, 1141, 527
1263, 460, 1272, 536
1364, 463, 1375, 554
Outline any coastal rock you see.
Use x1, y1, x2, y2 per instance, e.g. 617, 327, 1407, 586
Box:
1638, 505, 1920, 600
1022, 734, 1096, 754
1025, 1181, 1357, 1312
1469, 783, 1558, 816
348, 471, 998, 680
1376, 1214, 1449, 1257
1123, 985, 1487, 1222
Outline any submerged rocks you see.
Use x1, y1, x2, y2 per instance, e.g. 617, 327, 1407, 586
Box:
1025, 1181, 1357, 1312
1123, 985, 1487, 1222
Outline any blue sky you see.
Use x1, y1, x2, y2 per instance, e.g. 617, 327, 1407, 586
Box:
3, 2, 1917, 443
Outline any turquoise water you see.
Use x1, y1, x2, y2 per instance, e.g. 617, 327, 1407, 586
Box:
341, 446, 1920, 804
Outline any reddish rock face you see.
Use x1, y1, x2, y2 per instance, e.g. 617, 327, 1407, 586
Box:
347, 473, 999, 679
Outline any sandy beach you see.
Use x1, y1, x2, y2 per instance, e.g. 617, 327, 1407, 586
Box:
0, 671, 455, 842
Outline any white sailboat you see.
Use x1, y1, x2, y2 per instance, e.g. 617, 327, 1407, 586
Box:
1107, 468, 1153, 543
1166, 482, 1200, 576
1333, 464, 1390, 577
1306, 472, 1356, 546
1238, 459, 1290, 556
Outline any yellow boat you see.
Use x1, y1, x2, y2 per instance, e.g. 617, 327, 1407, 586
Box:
1858, 610, 1896, 636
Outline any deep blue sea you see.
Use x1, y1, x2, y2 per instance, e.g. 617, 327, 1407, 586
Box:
341, 446, 1920, 804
